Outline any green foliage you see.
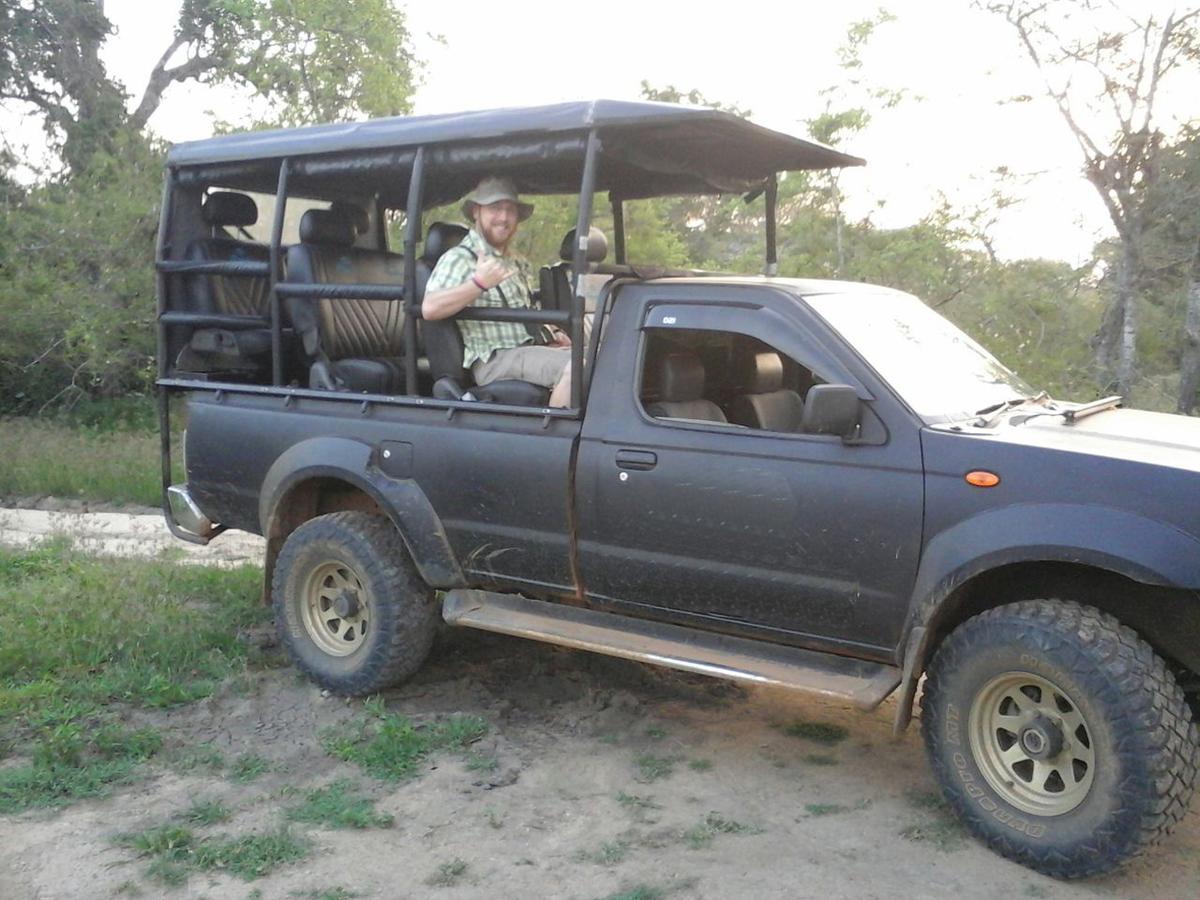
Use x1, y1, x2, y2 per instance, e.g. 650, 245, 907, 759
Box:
0, 133, 163, 412
230, 753, 272, 782
682, 812, 759, 849
116, 823, 310, 883
0, 723, 161, 813
633, 754, 675, 783
179, 798, 234, 826
425, 858, 468, 887
778, 720, 849, 745
285, 779, 394, 829
321, 707, 488, 781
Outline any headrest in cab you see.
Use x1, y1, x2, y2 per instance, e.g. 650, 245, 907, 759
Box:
422, 222, 469, 264
329, 201, 370, 235
656, 351, 706, 402
299, 209, 357, 246
740, 351, 784, 393
202, 191, 257, 227
560, 227, 608, 263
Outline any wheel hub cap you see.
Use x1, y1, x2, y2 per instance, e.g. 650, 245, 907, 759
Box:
301, 562, 371, 657
968, 671, 1096, 816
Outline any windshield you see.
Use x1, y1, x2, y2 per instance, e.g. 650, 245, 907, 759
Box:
805, 290, 1035, 422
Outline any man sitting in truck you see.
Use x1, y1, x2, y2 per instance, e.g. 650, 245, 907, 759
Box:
421, 176, 573, 407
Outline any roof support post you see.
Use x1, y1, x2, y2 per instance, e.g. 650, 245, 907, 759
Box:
268, 158, 291, 385
611, 194, 626, 265
765, 173, 778, 277
403, 147, 426, 396
155, 168, 176, 382
570, 130, 601, 410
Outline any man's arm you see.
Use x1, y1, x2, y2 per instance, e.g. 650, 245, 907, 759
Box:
422, 254, 512, 321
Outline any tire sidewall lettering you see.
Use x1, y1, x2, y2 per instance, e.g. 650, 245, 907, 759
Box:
951, 733, 1046, 838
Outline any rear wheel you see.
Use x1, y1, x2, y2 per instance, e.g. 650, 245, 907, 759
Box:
272, 511, 437, 695
920, 599, 1198, 878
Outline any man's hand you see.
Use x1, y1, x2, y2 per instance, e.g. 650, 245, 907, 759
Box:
474, 255, 511, 290
546, 327, 571, 348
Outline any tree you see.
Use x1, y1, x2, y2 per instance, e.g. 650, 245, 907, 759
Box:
0, 0, 421, 175
984, 1, 1200, 396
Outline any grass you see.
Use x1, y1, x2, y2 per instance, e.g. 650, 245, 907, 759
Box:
682, 812, 760, 849
803, 753, 839, 766
0, 414, 179, 507
633, 754, 676, 783
688, 758, 712, 772
321, 705, 488, 781
291, 890, 362, 900
577, 839, 632, 866
178, 798, 233, 826
804, 803, 849, 817
169, 743, 225, 774
602, 887, 667, 900
116, 823, 310, 884
778, 720, 849, 745
425, 858, 468, 887
231, 753, 272, 782
0, 542, 264, 813
898, 790, 968, 852
285, 779, 394, 829
616, 791, 661, 816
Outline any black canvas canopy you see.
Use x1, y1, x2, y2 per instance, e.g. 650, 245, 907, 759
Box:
166, 99, 864, 206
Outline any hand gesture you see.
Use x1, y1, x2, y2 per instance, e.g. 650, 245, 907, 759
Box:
474, 255, 511, 290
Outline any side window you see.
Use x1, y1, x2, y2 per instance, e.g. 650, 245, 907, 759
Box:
638, 327, 821, 434
234, 190, 332, 245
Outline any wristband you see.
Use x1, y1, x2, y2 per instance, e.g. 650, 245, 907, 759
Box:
471, 275, 487, 292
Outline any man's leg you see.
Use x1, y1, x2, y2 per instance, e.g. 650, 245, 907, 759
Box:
548, 362, 571, 407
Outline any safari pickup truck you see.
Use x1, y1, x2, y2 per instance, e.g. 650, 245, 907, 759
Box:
155, 100, 1200, 878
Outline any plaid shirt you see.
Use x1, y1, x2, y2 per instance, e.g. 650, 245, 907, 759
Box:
424, 228, 535, 369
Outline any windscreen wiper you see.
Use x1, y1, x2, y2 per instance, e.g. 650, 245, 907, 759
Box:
973, 392, 1050, 428
1009, 395, 1122, 427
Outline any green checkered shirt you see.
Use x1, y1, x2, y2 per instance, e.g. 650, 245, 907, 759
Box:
424, 228, 535, 369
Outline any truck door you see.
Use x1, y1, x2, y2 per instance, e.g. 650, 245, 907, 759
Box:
575, 291, 924, 655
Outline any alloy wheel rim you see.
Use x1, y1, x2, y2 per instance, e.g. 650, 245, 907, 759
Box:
968, 671, 1096, 816
301, 561, 370, 657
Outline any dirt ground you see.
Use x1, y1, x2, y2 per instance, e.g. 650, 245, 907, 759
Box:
2, 623, 1198, 900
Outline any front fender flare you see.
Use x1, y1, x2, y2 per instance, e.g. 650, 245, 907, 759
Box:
259, 436, 465, 589
891, 503, 1200, 734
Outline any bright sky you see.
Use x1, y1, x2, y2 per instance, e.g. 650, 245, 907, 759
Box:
16, 1, 1198, 264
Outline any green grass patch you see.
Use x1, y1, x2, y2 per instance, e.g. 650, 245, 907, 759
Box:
465, 752, 499, 773
688, 758, 713, 772
291, 890, 362, 900
577, 839, 632, 866
682, 812, 760, 850
116, 823, 310, 884
0, 543, 264, 814
169, 743, 226, 774
616, 791, 661, 816
178, 798, 233, 826
231, 752, 272, 783
633, 754, 675, 783
0, 723, 161, 813
804, 803, 849, 817
321, 706, 488, 781
0, 415, 179, 507
778, 720, 849, 745
285, 779, 394, 829
425, 858, 468, 887
803, 753, 839, 766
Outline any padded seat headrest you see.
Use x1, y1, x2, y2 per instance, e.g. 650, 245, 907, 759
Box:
741, 351, 784, 393
560, 227, 608, 263
330, 201, 369, 235
422, 222, 469, 264
203, 191, 257, 227
656, 351, 706, 403
300, 209, 356, 246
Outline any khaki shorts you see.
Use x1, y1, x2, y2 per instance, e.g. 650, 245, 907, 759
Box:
472, 345, 570, 388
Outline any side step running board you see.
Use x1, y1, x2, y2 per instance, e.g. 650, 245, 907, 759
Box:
442, 590, 901, 710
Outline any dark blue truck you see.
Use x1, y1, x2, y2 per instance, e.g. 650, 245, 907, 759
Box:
156, 101, 1200, 878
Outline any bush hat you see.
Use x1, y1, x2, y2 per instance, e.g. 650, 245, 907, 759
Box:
461, 176, 534, 222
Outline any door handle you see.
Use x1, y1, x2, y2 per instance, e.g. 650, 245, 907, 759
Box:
615, 450, 657, 471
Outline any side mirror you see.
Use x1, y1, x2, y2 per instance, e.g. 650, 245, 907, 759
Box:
801, 384, 862, 438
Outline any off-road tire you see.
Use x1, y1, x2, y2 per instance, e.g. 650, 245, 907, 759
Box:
920, 599, 1198, 879
272, 511, 437, 695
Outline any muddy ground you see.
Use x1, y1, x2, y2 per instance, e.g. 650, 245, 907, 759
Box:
1, 514, 1198, 899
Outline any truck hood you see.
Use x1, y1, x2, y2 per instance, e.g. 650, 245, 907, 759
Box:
984, 407, 1200, 472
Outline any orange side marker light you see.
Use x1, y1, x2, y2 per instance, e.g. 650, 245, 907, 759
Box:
965, 470, 1001, 488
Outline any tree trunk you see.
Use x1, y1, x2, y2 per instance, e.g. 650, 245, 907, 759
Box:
1178, 240, 1200, 415
1115, 237, 1139, 397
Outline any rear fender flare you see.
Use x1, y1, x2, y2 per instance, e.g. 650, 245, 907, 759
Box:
259, 436, 465, 589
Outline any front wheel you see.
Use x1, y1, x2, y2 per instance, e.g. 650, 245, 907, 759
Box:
272, 511, 438, 696
920, 599, 1198, 878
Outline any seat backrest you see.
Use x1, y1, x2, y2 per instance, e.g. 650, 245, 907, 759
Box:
285, 209, 406, 360
645, 351, 727, 422
537, 227, 608, 313
726, 351, 804, 432
185, 191, 270, 317
414, 222, 471, 382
